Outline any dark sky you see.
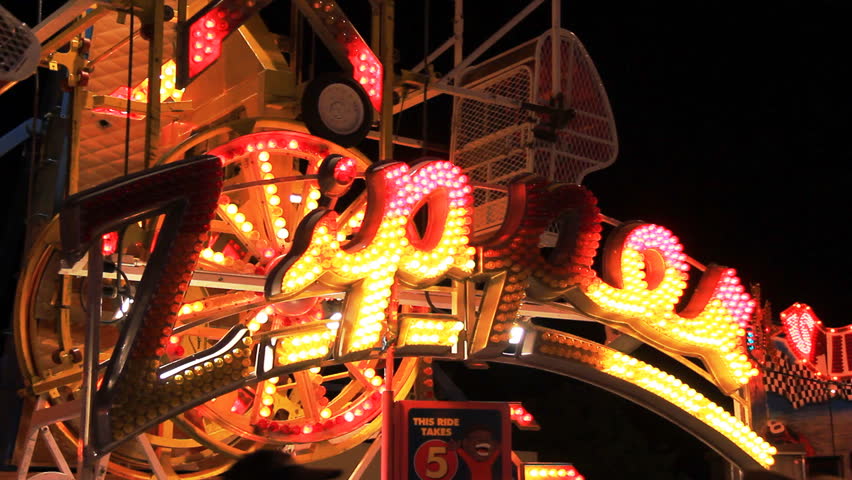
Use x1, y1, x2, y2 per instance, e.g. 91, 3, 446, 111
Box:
3, 2, 851, 323
2, 1, 852, 478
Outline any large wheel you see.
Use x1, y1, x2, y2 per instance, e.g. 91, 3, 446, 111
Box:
301, 73, 373, 148
13, 118, 418, 479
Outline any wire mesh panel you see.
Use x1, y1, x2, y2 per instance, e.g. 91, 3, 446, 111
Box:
450, 29, 618, 235
0, 6, 39, 84
534, 30, 618, 184
452, 66, 533, 233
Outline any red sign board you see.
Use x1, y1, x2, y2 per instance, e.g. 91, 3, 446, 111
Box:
395, 401, 512, 480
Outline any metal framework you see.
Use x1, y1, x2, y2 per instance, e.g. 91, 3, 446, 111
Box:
4, 2, 772, 480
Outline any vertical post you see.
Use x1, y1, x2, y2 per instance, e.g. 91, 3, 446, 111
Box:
78, 243, 103, 480
550, 0, 561, 102
547, 0, 562, 182
143, 0, 165, 169
378, 0, 395, 162
370, 2, 381, 54
381, 346, 395, 480
381, 280, 399, 480
67, 86, 85, 195
453, 0, 463, 84
291, 3, 303, 79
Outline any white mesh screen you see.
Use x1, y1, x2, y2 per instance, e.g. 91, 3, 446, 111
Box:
534, 30, 618, 184
450, 29, 617, 235
452, 66, 533, 233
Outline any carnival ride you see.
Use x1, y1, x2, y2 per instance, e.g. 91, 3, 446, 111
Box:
0, 1, 787, 479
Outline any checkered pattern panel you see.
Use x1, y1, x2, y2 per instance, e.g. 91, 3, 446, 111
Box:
763, 352, 852, 408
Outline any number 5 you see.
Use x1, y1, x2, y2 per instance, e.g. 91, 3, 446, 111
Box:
425, 446, 448, 478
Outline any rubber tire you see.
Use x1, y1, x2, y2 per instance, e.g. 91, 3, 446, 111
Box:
301, 73, 373, 148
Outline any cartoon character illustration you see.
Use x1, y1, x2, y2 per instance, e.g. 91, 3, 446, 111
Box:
450, 425, 502, 480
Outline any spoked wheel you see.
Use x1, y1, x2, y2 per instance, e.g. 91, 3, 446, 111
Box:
13, 118, 418, 478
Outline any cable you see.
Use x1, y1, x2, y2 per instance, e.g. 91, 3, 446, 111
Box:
424, 290, 449, 314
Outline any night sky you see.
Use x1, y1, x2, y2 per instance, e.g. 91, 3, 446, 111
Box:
2, 1, 852, 478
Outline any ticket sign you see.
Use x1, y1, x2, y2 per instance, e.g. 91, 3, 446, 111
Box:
396, 401, 512, 480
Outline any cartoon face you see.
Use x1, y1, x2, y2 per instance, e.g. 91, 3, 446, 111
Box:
461, 428, 497, 461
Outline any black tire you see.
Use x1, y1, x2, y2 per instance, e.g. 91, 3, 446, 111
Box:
301, 73, 373, 147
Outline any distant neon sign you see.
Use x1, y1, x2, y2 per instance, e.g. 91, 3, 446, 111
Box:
781, 303, 852, 380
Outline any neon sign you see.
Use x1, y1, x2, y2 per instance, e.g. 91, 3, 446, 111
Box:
781, 303, 852, 380
266, 157, 475, 360
63, 130, 762, 458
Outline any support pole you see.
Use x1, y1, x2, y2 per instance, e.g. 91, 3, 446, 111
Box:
143, 0, 164, 169
348, 439, 382, 480
68, 85, 85, 195
381, 279, 398, 480
440, 0, 545, 85
453, 0, 463, 84
381, 346, 395, 480
78, 243, 103, 480
550, 0, 561, 101
378, 0, 395, 162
